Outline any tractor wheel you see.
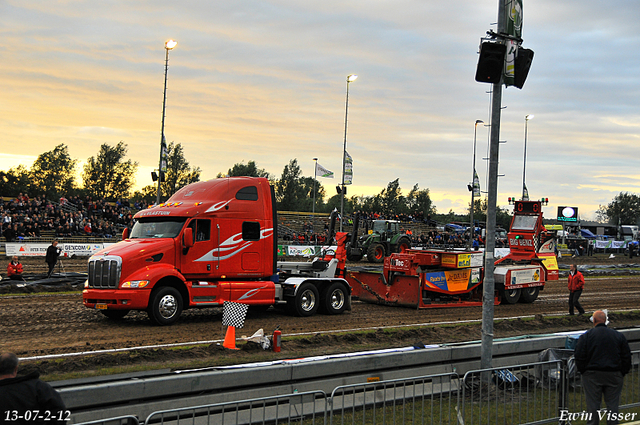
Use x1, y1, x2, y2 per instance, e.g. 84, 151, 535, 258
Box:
500, 288, 521, 304
519, 287, 540, 303
100, 310, 129, 320
396, 237, 411, 253
147, 286, 183, 326
287, 282, 319, 317
367, 243, 385, 263
320, 282, 348, 315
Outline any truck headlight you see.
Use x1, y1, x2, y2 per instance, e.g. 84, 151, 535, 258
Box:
121, 280, 150, 289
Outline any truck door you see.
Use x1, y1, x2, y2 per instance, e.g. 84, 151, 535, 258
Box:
181, 218, 231, 305
181, 218, 217, 277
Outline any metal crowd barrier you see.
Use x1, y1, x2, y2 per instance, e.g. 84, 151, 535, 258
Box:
143, 391, 327, 425
328, 373, 460, 425
72, 416, 139, 425
461, 360, 563, 425
74, 352, 640, 425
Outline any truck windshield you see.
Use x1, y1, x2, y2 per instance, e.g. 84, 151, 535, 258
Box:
130, 218, 187, 239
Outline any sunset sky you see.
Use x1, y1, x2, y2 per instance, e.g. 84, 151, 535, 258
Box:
2, 0, 639, 220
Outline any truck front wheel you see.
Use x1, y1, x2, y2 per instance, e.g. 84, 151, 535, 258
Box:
148, 286, 183, 326
320, 282, 348, 314
288, 282, 319, 317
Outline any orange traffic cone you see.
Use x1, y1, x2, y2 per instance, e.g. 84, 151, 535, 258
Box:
223, 326, 239, 350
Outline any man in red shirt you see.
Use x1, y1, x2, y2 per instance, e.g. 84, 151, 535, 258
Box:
7, 256, 24, 281
568, 263, 585, 315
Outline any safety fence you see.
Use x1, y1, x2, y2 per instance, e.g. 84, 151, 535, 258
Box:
75, 351, 640, 425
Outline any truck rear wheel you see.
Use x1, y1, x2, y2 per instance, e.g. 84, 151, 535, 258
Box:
148, 286, 183, 326
101, 310, 129, 320
519, 287, 540, 303
367, 243, 385, 263
320, 282, 348, 315
288, 282, 319, 317
500, 288, 521, 304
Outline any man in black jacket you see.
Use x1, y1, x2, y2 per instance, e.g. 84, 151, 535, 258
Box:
575, 310, 632, 425
45, 240, 61, 278
0, 352, 67, 425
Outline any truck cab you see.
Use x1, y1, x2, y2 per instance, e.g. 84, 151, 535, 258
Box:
83, 177, 350, 325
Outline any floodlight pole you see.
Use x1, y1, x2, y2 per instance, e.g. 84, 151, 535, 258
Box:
481, 0, 506, 371
156, 40, 176, 206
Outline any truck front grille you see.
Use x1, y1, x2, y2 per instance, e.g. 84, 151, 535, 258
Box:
88, 256, 122, 289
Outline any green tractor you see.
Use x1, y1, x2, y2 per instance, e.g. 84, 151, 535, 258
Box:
346, 216, 412, 263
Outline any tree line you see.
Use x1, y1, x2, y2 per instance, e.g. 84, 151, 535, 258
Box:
10, 143, 634, 228
0, 142, 200, 203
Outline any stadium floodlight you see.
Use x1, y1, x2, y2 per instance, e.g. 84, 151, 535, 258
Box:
156, 40, 178, 205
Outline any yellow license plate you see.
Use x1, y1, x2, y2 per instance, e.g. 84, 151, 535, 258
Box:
96, 304, 108, 310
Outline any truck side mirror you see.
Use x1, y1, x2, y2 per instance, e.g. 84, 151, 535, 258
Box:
122, 227, 129, 240
184, 227, 194, 248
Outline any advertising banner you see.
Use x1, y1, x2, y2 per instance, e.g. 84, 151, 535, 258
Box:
6, 242, 115, 257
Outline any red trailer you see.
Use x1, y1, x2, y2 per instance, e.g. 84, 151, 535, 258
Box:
347, 200, 558, 308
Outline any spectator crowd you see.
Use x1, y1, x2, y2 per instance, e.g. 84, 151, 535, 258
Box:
1, 193, 135, 242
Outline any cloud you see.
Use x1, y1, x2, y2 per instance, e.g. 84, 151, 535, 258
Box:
1, 0, 639, 220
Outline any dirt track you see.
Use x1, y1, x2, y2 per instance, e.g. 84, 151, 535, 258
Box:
2, 255, 640, 377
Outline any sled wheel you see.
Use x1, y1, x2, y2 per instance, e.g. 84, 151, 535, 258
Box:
519, 287, 540, 303
500, 288, 521, 304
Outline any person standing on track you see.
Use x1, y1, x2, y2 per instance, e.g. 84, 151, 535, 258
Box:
568, 263, 586, 316
45, 240, 61, 278
575, 310, 631, 425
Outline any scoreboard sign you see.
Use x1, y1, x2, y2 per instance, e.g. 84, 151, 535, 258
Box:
557, 206, 578, 222
514, 201, 541, 214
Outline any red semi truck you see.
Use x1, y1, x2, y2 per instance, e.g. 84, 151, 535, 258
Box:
83, 177, 351, 325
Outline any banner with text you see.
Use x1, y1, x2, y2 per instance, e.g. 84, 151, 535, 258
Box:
6, 242, 116, 257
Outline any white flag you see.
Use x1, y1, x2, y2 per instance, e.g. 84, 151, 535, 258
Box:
315, 162, 334, 178
344, 151, 353, 185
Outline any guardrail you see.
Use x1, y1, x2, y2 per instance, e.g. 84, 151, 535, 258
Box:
61, 328, 640, 423
74, 352, 640, 425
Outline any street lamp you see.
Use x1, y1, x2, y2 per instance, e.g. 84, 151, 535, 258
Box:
156, 39, 178, 205
521, 114, 534, 201
340, 74, 357, 231
468, 120, 484, 249
312, 158, 318, 215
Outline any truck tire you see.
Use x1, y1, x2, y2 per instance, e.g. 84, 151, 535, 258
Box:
519, 287, 540, 303
147, 286, 183, 326
320, 282, 348, 315
500, 288, 521, 304
288, 282, 319, 317
396, 237, 411, 253
367, 243, 385, 263
101, 310, 129, 320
